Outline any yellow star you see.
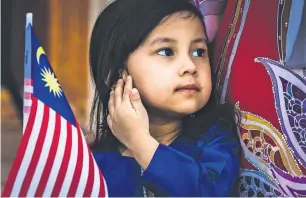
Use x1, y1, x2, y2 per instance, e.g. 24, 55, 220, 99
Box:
41, 67, 62, 97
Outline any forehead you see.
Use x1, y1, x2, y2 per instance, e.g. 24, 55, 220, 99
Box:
145, 12, 206, 41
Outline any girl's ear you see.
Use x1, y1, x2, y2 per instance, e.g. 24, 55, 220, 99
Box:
111, 69, 129, 91
121, 68, 135, 88
121, 68, 129, 81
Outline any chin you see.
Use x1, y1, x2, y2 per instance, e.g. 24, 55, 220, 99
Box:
148, 100, 207, 118
171, 105, 202, 117
177, 100, 209, 115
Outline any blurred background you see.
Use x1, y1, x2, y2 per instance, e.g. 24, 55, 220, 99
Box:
1, 0, 108, 190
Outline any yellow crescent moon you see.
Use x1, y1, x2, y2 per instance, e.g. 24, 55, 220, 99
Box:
36, 46, 46, 64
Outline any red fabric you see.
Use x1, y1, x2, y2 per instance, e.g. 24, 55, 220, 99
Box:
211, 0, 306, 196
213, 0, 280, 130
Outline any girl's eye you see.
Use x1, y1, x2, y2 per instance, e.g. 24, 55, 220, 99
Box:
157, 48, 174, 56
192, 48, 206, 57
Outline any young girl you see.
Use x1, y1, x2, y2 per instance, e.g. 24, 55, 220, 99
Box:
89, 0, 241, 196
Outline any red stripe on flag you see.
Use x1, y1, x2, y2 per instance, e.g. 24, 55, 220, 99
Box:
82, 123, 95, 197
67, 126, 84, 196
24, 78, 33, 86
24, 92, 31, 99
51, 122, 72, 197
34, 113, 61, 196
83, 149, 94, 196
24, 106, 31, 114
19, 104, 50, 196
1, 97, 38, 197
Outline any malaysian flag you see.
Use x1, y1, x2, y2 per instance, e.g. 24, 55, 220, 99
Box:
2, 14, 108, 197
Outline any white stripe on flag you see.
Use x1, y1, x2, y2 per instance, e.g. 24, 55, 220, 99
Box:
23, 114, 29, 133
43, 116, 67, 197
75, 131, 90, 196
91, 153, 101, 197
59, 125, 79, 197
27, 108, 56, 196
24, 85, 33, 93
24, 99, 32, 107
11, 100, 44, 196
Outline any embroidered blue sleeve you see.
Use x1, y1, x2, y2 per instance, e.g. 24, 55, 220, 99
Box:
141, 129, 240, 197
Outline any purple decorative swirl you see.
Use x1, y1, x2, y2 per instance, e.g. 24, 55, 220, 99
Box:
256, 57, 306, 168
271, 164, 306, 196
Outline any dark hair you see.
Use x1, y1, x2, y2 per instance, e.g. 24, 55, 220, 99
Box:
89, 0, 239, 151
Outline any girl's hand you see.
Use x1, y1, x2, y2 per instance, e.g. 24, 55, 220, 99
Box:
107, 76, 150, 149
108, 76, 159, 169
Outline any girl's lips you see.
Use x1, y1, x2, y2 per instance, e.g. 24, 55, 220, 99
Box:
175, 89, 198, 94
175, 84, 200, 92
175, 84, 200, 95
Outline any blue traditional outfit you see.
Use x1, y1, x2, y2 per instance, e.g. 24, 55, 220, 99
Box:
93, 123, 241, 197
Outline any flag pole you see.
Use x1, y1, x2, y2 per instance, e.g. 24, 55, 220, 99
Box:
23, 13, 33, 132
26, 13, 33, 27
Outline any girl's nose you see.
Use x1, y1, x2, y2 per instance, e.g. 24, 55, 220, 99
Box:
178, 57, 198, 77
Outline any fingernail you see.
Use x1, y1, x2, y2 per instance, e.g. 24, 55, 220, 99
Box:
131, 88, 138, 95
127, 76, 131, 81
117, 79, 122, 84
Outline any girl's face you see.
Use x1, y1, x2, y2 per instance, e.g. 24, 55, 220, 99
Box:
126, 12, 212, 118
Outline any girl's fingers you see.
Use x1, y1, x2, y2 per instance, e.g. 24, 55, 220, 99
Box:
123, 76, 133, 102
114, 79, 123, 108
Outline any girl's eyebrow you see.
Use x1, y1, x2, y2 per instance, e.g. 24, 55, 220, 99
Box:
192, 37, 208, 44
150, 37, 176, 46
149, 37, 208, 46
